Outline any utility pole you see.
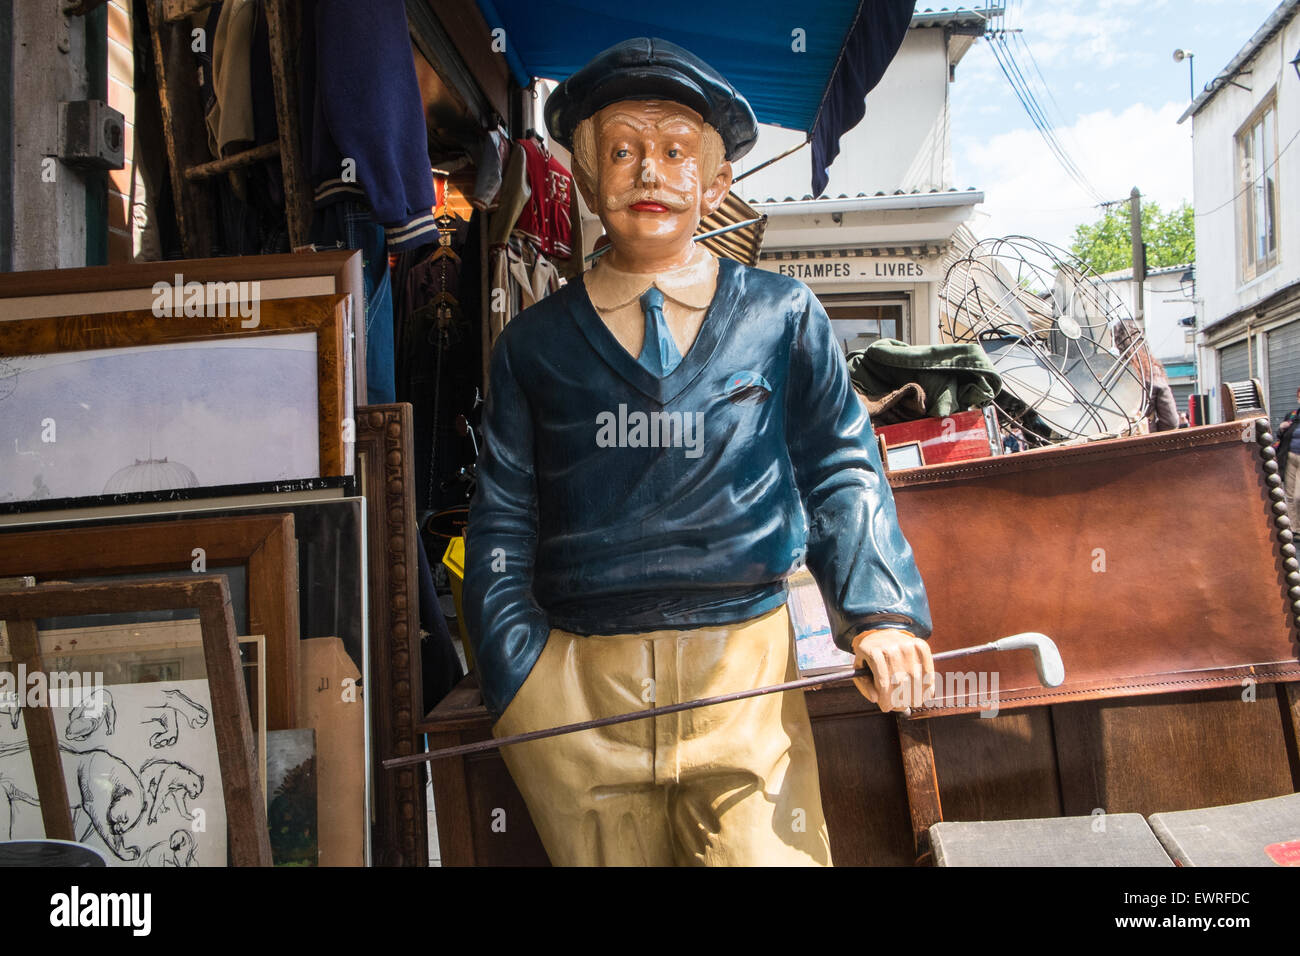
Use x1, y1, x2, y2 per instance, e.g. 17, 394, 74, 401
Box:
1130, 187, 1146, 329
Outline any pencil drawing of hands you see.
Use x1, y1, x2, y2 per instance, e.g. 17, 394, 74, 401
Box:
140, 688, 209, 748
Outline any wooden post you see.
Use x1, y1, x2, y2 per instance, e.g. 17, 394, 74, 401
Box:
264, 0, 312, 249
144, 0, 215, 258
896, 715, 943, 862
5, 621, 76, 841
1130, 186, 1145, 329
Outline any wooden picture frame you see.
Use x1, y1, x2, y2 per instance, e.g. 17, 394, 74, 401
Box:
4, 621, 271, 808
0, 295, 352, 500
357, 403, 425, 866
0, 514, 300, 731
0, 576, 271, 866
0, 480, 352, 528
0, 249, 367, 402
884, 440, 925, 470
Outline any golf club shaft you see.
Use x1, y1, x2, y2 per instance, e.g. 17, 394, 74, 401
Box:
383, 642, 1000, 769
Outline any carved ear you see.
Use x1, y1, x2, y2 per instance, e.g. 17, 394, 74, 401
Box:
701, 160, 733, 217
575, 172, 598, 214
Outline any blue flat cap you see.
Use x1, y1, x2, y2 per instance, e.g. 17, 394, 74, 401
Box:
544, 37, 758, 161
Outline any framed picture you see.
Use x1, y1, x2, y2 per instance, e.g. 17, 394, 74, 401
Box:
4, 620, 271, 809
0, 576, 270, 866
0, 294, 352, 512
0, 513, 301, 731
267, 728, 318, 866
0, 249, 367, 403
357, 403, 425, 866
0, 478, 352, 528
884, 440, 925, 471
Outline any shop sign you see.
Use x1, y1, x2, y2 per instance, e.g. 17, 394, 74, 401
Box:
761, 255, 933, 284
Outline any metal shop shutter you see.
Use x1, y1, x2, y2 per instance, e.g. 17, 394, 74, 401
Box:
1218, 340, 1252, 389
1267, 319, 1300, 425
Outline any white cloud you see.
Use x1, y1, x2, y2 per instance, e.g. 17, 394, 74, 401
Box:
956, 100, 1193, 251
1016, 5, 1135, 69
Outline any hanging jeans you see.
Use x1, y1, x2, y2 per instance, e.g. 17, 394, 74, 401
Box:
311, 199, 397, 404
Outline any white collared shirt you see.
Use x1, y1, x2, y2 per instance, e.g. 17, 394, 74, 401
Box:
583, 243, 719, 360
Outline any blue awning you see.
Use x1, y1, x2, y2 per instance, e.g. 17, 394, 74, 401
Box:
473, 0, 915, 195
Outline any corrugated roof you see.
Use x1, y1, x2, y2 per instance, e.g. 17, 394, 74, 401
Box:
1178, 0, 1300, 123
754, 187, 982, 204
909, 6, 1003, 30
696, 193, 767, 267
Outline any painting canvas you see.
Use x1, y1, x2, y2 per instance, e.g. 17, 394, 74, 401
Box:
0, 335, 320, 504
0, 678, 227, 866
267, 728, 317, 867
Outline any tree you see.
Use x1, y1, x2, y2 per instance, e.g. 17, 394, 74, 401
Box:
1069, 200, 1195, 275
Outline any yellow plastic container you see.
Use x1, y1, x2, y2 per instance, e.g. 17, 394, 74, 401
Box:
441, 535, 476, 671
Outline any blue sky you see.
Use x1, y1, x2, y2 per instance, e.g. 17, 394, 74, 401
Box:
951, 0, 1282, 246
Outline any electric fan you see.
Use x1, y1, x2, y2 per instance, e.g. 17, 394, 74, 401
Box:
940, 235, 1151, 446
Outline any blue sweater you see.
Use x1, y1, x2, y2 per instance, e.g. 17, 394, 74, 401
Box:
300, 0, 437, 250
464, 259, 932, 716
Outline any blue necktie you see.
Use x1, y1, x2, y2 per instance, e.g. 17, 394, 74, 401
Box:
637, 286, 682, 376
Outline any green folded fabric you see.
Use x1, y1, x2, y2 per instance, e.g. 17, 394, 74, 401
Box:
847, 339, 1003, 418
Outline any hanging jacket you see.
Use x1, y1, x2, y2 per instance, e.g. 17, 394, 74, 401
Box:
299, 0, 437, 250
513, 138, 575, 259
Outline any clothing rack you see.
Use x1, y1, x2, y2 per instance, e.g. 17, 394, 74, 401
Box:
143, 0, 312, 256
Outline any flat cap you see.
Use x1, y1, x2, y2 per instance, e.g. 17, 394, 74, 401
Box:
545, 37, 758, 161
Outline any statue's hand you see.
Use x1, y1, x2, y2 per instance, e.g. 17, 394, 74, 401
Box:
851, 629, 934, 713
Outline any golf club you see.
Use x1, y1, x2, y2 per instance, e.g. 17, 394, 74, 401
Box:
383, 632, 1064, 770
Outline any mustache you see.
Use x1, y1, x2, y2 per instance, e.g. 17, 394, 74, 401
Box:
604, 186, 695, 212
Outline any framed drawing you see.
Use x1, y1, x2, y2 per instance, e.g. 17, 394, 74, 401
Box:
3, 620, 270, 808
0, 513, 301, 731
0, 249, 367, 403
0, 295, 351, 511
357, 403, 425, 866
0, 576, 271, 866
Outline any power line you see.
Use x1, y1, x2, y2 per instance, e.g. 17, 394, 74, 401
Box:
985, 31, 1109, 205
987, 4, 1107, 204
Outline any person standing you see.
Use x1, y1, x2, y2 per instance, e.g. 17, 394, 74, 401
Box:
1276, 387, 1300, 509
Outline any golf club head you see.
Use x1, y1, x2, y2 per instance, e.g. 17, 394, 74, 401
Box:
990, 632, 1065, 687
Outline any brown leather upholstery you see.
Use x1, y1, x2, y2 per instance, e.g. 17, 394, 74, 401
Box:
889, 422, 1300, 715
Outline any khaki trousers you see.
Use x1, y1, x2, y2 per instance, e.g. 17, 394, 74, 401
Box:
492, 606, 833, 866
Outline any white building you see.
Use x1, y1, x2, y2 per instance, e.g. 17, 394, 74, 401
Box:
1181, 0, 1300, 426
736, 8, 993, 347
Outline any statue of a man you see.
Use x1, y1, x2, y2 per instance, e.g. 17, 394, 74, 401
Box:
465, 37, 933, 866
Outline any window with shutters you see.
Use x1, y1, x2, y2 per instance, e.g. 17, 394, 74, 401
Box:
1237, 97, 1280, 283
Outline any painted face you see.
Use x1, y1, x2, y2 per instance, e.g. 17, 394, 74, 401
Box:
590, 100, 722, 262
